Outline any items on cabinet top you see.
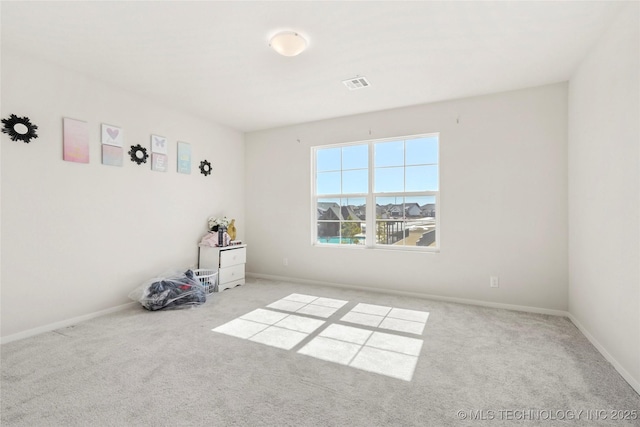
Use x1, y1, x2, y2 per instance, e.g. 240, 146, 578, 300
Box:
199, 231, 243, 248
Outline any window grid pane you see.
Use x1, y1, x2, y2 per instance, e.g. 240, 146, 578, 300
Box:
374, 167, 404, 193
406, 137, 438, 165
373, 139, 438, 193
374, 195, 436, 247
316, 198, 366, 245
405, 165, 438, 192
342, 169, 368, 194
342, 144, 368, 170
317, 147, 341, 172
374, 140, 404, 167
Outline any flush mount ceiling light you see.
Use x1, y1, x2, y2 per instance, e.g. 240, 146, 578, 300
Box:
269, 31, 308, 57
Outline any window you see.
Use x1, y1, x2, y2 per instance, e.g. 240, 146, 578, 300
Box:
313, 133, 439, 251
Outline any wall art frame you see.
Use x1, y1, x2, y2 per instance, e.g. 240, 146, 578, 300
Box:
128, 144, 149, 165
2, 114, 39, 143
101, 124, 124, 147
151, 134, 168, 154
199, 160, 212, 176
63, 117, 90, 163
177, 141, 191, 174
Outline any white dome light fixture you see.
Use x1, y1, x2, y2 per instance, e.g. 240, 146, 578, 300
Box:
269, 31, 308, 57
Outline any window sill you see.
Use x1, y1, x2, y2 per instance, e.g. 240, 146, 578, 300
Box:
312, 243, 440, 253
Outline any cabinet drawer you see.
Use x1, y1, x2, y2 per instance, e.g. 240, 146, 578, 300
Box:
220, 247, 246, 267
219, 263, 245, 284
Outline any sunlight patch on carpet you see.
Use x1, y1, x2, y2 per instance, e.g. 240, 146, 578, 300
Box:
212, 293, 429, 382
266, 294, 348, 318
342, 303, 429, 335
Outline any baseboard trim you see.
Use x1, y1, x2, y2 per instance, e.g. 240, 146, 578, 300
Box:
567, 313, 640, 395
1, 302, 137, 345
246, 272, 568, 316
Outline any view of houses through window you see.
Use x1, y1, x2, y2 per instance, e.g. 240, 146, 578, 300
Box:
314, 134, 439, 250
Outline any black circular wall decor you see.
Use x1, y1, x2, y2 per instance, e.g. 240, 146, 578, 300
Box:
2, 114, 39, 143
128, 144, 149, 165
199, 160, 212, 176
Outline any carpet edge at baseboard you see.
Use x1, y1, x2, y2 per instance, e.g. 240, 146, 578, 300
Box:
567, 313, 640, 396
0, 302, 138, 345
246, 272, 568, 316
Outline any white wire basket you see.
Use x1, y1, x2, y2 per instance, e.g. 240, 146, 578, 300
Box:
193, 269, 218, 294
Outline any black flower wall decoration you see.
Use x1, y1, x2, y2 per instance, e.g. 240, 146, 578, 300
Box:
2, 114, 39, 143
128, 144, 149, 165
199, 160, 212, 176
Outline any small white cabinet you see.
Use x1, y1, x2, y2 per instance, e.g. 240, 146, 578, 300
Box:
198, 244, 246, 291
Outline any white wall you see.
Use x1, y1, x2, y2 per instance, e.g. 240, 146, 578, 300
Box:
1, 50, 244, 338
245, 83, 568, 312
568, 3, 639, 392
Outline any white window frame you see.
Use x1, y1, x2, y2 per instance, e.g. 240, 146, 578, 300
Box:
311, 133, 440, 252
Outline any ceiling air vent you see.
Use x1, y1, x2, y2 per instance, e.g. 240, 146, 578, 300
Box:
342, 76, 371, 90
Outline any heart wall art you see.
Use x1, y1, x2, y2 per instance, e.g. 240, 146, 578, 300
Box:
101, 124, 123, 147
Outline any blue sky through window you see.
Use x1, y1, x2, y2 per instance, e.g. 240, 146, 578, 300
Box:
316, 136, 438, 196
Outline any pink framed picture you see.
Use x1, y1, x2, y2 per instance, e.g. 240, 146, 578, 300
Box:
63, 118, 89, 163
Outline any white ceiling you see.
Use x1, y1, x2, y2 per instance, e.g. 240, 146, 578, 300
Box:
1, 1, 622, 132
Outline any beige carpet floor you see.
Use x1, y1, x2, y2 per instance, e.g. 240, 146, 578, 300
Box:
2, 277, 638, 426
